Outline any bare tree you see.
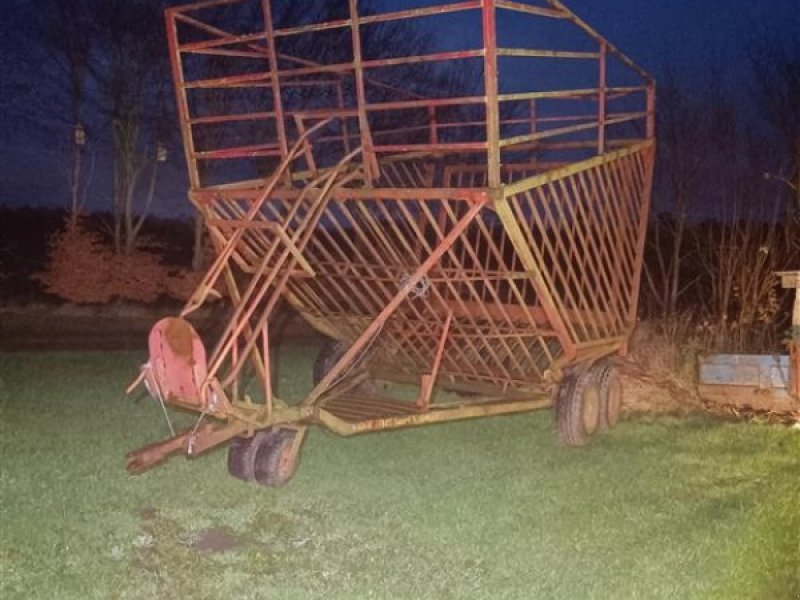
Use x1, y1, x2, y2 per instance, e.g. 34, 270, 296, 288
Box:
51, 0, 93, 228
693, 189, 796, 352
643, 68, 713, 316
8, 0, 95, 226
94, 0, 172, 255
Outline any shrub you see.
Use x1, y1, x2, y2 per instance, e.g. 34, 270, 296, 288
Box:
35, 218, 201, 304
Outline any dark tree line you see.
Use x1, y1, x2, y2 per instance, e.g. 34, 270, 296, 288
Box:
6, 0, 471, 263
643, 35, 799, 352
6, 0, 173, 255
3, 0, 471, 303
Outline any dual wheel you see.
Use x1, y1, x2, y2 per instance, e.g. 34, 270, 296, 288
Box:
226, 339, 357, 487
556, 362, 622, 446
227, 427, 301, 487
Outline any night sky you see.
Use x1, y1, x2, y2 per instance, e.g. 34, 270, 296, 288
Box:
566, 0, 798, 89
1, 0, 798, 215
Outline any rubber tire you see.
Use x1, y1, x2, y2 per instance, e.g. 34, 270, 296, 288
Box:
594, 364, 623, 431
313, 339, 347, 385
252, 428, 298, 487
556, 371, 601, 446
227, 435, 258, 482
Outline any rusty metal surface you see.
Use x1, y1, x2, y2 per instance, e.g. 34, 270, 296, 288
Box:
321, 394, 421, 423
129, 0, 656, 462
125, 421, 249, 474
317, 393, 553, 436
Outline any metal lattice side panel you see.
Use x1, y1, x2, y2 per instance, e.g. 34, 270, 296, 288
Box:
279, 190, 567, 393
501, 142, 655, 357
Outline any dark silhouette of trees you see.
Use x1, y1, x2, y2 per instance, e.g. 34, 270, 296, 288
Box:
17, 0, 174, 250
25, 0, 469, 304
644, 68, 715, 317
641, 49, 799, 353
41, 0, 93, 228
92, 0, 174, 255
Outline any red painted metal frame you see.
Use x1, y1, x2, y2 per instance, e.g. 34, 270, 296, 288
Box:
126, 0, 656, 471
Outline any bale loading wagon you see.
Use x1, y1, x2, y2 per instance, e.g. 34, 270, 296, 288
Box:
126, 0, 656, 485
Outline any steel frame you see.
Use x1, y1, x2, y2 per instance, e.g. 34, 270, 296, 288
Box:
126, 0, 656, 472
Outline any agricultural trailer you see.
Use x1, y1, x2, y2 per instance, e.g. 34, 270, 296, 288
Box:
126, 0, 657, 485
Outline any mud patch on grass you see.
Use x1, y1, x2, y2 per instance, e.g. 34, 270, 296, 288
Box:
138, 506, 159, 521
123, 503, 442, 595
124, 505, 323, 593
191, 527, 240, 553
128, 509, 246, 593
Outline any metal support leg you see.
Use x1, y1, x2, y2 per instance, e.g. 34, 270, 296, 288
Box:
417, 310, 453, 410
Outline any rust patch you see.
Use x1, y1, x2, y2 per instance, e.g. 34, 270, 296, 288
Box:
164, 318, 195, 360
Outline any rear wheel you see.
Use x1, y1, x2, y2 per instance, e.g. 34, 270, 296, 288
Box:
313, 338, 377, 393
313, 339, 347, 385
556, 371, 601, 446
593, 363, 622, 430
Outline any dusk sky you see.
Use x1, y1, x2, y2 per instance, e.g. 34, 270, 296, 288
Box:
564, 0, 798, 89
1, 0, 798, 216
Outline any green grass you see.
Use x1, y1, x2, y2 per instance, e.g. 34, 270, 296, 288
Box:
1, 345, 798, 599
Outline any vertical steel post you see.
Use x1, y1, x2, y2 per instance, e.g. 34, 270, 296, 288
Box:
782, 272, 800, 399
598, 42, 607, 155
231, 337, 239, 401
164, 9, 201, 190
261, 0, 289, 159
348, 0, 378, 181
528, 99, 537, 136
646, 81, 656, 140
482, 0, 501, 188
336, 81, 352, 153
428, 105, 438, 144
626, 145, 656, 334
262, 320, 272, 420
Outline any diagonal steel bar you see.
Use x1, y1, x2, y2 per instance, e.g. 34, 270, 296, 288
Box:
302, 196, 488, 407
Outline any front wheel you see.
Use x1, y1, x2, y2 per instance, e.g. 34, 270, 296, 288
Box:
227, 435, 257, 481
226, 427, 303, 486
252, 428, 301, 487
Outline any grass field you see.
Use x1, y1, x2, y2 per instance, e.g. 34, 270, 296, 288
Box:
1, 345, 798, 599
